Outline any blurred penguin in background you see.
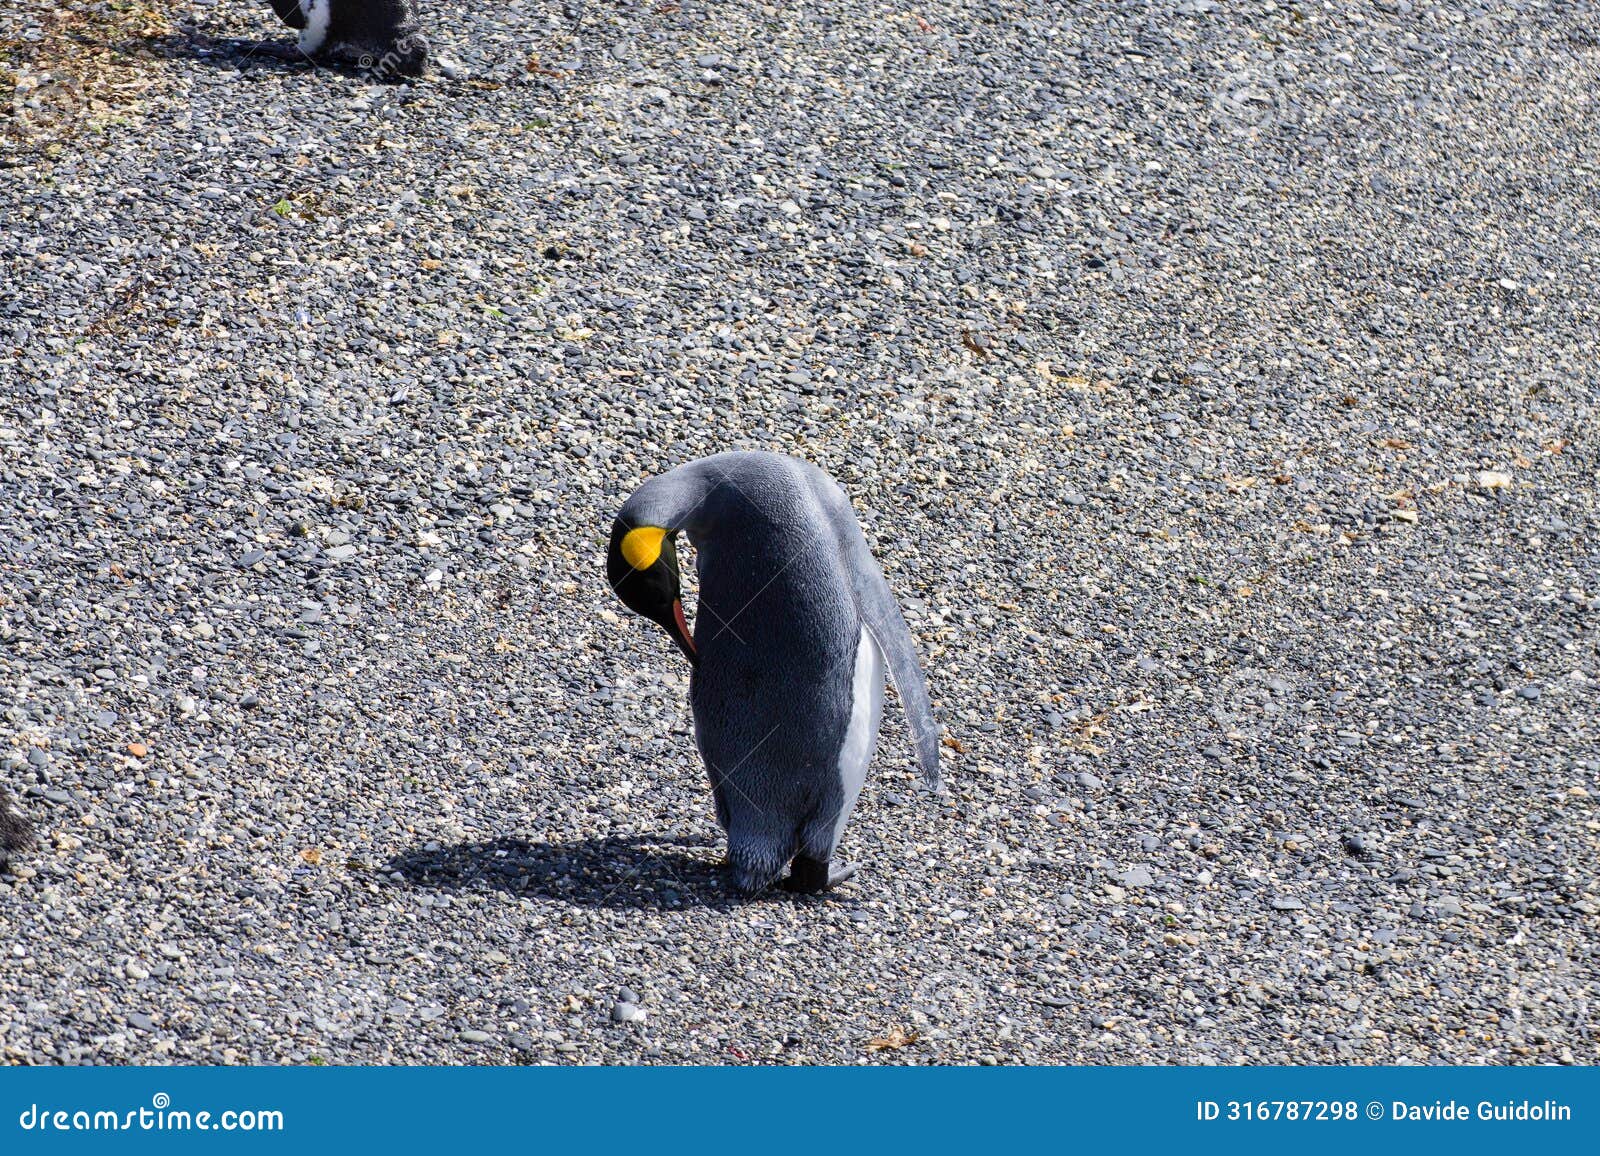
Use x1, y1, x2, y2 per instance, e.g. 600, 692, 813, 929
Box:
266, 0, 428, 77
0, 786, 33, 868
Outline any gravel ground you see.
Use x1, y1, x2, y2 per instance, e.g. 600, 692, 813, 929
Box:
1, 0, 1597, 1065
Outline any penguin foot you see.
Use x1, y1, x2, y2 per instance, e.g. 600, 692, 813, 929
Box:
781, 856, 857, 894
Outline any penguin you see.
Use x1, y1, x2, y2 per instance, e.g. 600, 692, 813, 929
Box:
265, 0, 428, 77
606, 451, 942, 894
0, 786, 33, 868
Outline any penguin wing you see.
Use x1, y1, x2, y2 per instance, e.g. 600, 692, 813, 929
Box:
817, 485, 942, 791
267, 0, 308, 30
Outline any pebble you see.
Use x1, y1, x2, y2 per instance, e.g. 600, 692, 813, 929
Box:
1118, 866, 1155, 888
611, 1001, 647, 1024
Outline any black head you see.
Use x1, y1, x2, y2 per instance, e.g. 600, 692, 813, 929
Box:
607, 518, 696, 665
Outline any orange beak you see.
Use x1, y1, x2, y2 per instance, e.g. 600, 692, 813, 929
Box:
670, 599, 698, 665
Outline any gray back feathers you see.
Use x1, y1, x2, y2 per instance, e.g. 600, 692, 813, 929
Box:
617, 451, 941, 789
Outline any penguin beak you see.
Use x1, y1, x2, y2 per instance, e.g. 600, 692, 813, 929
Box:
668, 598, 698, 666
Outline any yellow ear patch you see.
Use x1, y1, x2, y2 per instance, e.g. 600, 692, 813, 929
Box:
620, 525, 668, 571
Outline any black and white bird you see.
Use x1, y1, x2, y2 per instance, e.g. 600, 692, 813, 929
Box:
607, 451, 942, 894
266, 0, 428, 77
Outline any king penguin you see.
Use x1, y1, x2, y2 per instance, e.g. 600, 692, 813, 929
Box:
606, 451, 942, 894
0, 786, 33, 867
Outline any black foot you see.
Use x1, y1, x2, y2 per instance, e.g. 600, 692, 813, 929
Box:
238, 41, 310, 63
781, 856, 858, 894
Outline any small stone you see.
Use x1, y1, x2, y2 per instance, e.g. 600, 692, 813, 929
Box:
1270, 896, 1304, 911
458, 1030, 492, 1043
1118, 866, 1154, 888
611, 1000, 646, 1024
1475, 470, 1512, 491
1077, 772, 1103, 790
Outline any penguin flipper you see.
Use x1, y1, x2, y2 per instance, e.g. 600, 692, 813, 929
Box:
266, 0, 308, 30
820, 491, 942, 791
858, 607, 942, 791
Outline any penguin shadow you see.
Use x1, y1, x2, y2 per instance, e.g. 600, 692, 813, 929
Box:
138, 29, 322, 76
382, 833, 749, 911
142, 28, 419, 83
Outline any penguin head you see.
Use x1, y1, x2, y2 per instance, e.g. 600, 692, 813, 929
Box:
607, 519, 697, 666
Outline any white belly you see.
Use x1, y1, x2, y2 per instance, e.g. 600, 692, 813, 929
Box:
298, 0, 331, 54
830, 627, 885, 847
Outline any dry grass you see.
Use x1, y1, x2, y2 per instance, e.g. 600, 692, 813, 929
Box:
1, 0, 177, 147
